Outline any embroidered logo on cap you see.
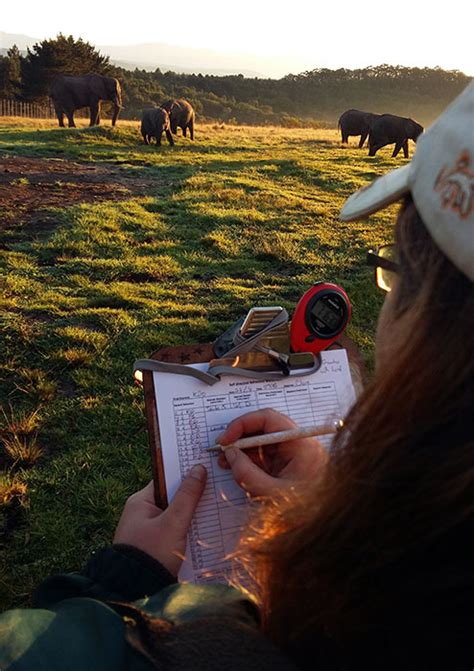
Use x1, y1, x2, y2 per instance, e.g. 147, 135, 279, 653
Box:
434, 151, 474, 219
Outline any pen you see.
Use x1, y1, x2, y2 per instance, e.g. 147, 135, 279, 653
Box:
206, 419, 343, 452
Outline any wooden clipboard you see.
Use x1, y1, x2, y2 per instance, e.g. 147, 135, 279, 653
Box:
140, 335, 366, 509
141, 342, 215, 508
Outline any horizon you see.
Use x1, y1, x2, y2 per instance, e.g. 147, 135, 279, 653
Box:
2, 0, 473, 78
3, 33, 472, 81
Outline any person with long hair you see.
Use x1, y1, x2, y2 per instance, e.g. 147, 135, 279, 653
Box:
1, 84, 472, 671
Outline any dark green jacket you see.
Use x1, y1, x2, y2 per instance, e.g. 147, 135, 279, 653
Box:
0, 545, 296, 671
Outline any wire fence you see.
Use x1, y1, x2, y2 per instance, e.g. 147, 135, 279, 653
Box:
0, 98, 55, 118
0, 99, 89, 119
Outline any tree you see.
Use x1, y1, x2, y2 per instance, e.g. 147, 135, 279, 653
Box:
0, 46, 22, 99
6, 46, 22, 98
21, 34, 112, 101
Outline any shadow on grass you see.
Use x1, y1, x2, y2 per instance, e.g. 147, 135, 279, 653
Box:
0, 127, 384, 609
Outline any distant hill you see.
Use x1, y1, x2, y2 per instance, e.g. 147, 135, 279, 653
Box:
0, 31, 265, 77
101, 42, 264, 77
0, 32, 34, 60
0, 30, 38, 51
109, 57, 262, 78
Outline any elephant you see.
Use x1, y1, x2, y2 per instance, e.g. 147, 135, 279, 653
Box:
161, 99, 195, 140
368, 114, 424, 158
338, 109, 380, 148
49, 73, 122, 128
141, 107, 174, 146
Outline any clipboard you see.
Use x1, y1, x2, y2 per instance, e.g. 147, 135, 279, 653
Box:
140, 335, 366, 509
141, 341, 215, 508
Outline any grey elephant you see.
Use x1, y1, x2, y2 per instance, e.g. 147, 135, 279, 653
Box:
338, 109, 380, 148
141, 107, 174, 146
49, 73, 122, 128
368, 114, 424, 158
161, 99, 195, 140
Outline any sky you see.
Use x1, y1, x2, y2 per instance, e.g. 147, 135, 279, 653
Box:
2, 0, 473, 78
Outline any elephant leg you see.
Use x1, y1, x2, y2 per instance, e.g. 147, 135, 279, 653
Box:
359, 131, 368, 148
166, 129, 175, 146
183, 125, 187, 138
189, 119, 194, 140
156, 131, 162, 146
66, 111, 76, 128
89, 102, 99, 126
56, 109, 65, 127
403, 139, 409, 158
95, 102, 101, 126
111, 103, 120, 126
392, 141, 404, 158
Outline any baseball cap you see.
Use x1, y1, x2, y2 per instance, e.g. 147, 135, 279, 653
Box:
339, 81, 474, 281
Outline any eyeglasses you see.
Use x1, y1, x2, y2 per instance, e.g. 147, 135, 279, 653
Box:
366, 245, 399, 292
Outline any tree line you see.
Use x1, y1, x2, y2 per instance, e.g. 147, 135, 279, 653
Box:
0, 35, 471, 127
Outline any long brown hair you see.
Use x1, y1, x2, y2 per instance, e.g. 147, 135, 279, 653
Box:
238, 196, 474, 669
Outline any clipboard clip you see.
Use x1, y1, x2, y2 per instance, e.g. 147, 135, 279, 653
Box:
133, 306, 322, 385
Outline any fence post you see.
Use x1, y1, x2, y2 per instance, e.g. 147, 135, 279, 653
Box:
0, 98, 63, 119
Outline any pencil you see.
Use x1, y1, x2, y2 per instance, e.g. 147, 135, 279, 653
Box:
206, 419, 343, 452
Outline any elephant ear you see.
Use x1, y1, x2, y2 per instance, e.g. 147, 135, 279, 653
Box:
105, 77, 118, 99
88, 73, 106, 98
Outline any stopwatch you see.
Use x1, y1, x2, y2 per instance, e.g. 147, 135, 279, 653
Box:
290, 282, 352, 354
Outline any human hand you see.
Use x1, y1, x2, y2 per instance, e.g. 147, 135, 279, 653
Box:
113, 464, 207, 576
217, 409, 328, 497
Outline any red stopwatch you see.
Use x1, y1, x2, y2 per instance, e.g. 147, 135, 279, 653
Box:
290, 282, 352, 354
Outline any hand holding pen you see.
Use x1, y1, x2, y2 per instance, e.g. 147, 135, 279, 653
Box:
215, 408, 332, 497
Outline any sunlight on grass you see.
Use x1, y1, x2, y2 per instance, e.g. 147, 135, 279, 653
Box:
0, 475, 27, 506
0, 120, 400, 608
0, 407, 42, 436
2, 434, 44, 467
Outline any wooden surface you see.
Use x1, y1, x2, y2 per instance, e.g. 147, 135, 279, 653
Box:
141, 336, 366, 508
142, 342, 215, 508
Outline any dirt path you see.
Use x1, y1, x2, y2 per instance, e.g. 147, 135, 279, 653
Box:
0, 155, 157, 233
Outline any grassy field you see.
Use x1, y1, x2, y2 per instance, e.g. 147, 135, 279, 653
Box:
0, 118, 406, 608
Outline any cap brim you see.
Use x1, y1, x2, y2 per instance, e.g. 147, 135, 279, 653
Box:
339, 163, 412, 221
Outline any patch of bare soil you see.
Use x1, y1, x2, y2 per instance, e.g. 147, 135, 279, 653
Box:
0, 155, 157, 234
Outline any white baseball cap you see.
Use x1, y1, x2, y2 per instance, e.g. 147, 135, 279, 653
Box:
339, 81, 474, 281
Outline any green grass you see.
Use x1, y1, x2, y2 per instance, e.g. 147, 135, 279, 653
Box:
0, 119, 408, 608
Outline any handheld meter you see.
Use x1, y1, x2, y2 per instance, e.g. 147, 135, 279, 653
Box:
290, 282, 351, 354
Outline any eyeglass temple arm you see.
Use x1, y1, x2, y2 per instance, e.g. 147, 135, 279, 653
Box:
366, 250, 399, 273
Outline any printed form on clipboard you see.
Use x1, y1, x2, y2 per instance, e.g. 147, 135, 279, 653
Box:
153, 348, 356, 584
